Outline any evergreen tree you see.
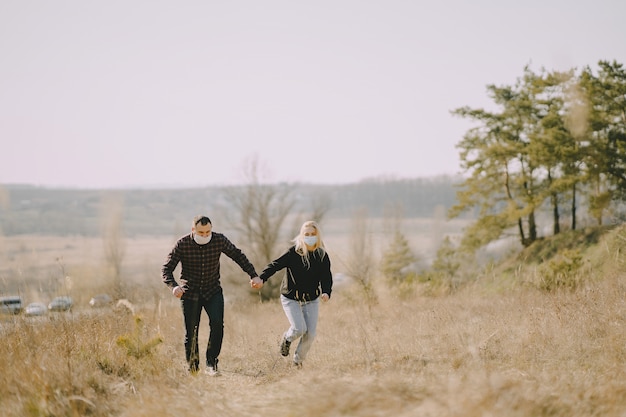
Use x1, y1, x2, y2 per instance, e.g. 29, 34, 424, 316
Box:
579, 61, 626, 223
450, 61, 626, 251
380, 230, 417, 285
451, 68, 543, 249
430, 236, 460, 283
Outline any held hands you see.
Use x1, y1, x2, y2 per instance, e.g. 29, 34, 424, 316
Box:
249, 277, 326, 302
250, 277, 264, 289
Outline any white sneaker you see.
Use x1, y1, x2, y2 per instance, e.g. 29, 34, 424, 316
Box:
205, 366, 220, 376
205, 359, 220, 376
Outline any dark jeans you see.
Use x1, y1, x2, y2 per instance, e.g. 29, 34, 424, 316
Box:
181, 291, 224, 371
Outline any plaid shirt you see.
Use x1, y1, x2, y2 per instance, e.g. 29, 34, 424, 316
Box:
162, 232, 258, 301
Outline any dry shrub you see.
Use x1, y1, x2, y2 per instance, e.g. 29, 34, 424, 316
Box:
1, 227, 626, 417
1, 274, 625, 416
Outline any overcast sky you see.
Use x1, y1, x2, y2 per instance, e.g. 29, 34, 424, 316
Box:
1, 0, 625, 189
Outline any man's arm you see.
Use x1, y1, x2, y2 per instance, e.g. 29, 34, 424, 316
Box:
221, 235, 259, 278
162, 244, 181, 288
163, 244, 189, 298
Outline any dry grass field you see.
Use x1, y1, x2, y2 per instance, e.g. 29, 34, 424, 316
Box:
1, 224, 625, 416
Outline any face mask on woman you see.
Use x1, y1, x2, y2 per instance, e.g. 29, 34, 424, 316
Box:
303, 235, 318, 246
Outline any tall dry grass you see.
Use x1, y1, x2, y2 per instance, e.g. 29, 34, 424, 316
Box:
1, 271, 625, 417
1, 225, 626, 416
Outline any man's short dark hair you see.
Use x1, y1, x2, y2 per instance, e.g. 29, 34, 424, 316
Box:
193, 215, 212, 226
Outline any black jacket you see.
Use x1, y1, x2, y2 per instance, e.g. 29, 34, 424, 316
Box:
260, 246, 333, 301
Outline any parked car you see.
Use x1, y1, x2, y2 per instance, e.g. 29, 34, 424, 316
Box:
89, 293, 113, 307
48, 296, 73, 312
24, 302, 47, 316
0, 295, 23, 315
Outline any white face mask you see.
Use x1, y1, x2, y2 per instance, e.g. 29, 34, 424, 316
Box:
194, 233, 212, 245
303, 235, 318, 247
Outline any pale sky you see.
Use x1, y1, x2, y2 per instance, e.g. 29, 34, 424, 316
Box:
1, 0, 625, 189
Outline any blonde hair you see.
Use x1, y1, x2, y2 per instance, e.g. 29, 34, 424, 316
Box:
294, 220, 326, 268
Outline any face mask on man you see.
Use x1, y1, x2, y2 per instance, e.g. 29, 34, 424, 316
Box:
194, 233, 212, 245
303, 235, 318, 247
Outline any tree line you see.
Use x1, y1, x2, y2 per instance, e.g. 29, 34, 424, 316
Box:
449, 60, 626, 250
0, 177, 460, 237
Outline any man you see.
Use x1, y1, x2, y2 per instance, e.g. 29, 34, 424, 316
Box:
162, 215, 263, 375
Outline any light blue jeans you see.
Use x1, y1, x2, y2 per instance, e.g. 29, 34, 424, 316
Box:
280, 295, 320, 364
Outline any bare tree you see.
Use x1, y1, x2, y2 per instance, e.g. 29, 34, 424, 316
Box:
101, 192, 126, 299
287, 193, 332, 238
219, 155, 330, 300
219, 157, 296, 300
346, 208, 377, 304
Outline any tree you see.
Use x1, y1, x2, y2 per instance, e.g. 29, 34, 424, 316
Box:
419, 236, 465, 295
451, 72, 542, 249
218, 155, 330, 301
449, 64, 619, 250
345, 208, 377, 304
526, 68, 584, 234
101, 192, 126, 299
430, 236, 461, 284
380, 230, 417, 285
579, 61, 626, 223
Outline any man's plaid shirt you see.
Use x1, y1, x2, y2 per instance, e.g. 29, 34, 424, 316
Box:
162, 232, 258, 301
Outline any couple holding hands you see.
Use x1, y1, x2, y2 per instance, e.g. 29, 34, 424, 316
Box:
162, 216, 333, 375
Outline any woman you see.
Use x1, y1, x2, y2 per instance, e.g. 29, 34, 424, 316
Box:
253, 220, 333, 368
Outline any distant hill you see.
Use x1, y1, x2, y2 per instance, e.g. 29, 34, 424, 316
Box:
0, 176, 463, 236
